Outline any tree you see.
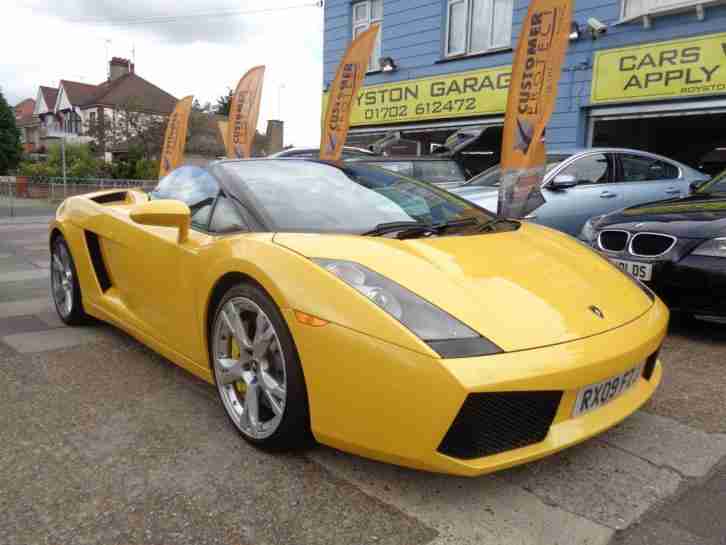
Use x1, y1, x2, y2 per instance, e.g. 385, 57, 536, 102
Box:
84, 98, 167, 160
215, 89, 233, 116
0, 89, 22, 175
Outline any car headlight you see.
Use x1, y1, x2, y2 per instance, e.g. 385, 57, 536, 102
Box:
580, 215, 604, 243
692, 238, 726, 258
313, 259, 502, 358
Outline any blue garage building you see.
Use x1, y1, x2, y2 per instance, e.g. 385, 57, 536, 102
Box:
323, 0, 726, 174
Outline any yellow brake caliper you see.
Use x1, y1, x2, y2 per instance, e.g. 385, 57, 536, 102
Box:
229, 337, 246, 394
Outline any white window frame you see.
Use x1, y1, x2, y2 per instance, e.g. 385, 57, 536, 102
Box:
445, 0, 513, 58
352, 0, 383, 72
620, 0, 719, 21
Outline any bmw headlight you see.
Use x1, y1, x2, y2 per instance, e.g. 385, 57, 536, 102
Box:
692, 238, 726, 258
313, 259, 502, 358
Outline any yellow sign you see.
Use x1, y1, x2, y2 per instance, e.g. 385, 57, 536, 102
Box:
592, 32, 726, 104
322, 65, 512, 127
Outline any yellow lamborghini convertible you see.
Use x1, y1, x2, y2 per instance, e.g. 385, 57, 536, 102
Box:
49, 159, 668, 476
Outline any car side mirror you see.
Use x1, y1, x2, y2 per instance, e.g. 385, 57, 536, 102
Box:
690, 179, 708, 192
130, 199, 191, 243
550, 174, 578, 189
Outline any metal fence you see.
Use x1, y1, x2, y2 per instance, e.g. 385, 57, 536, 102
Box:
0, 176, 157, 218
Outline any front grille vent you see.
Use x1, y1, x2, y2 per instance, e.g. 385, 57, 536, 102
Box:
599, 230, 629, 252
438, 391, 562, 460
630, 233, 676, 257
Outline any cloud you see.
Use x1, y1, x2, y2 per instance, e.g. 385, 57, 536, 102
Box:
2, 1, 324, 145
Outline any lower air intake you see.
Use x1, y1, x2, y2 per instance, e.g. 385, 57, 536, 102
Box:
438, 391, 562, 460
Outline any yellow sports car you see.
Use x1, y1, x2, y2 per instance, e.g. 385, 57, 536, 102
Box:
49, 159, 668, 476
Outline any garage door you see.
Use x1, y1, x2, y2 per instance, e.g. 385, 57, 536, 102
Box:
589, 99, 726, 175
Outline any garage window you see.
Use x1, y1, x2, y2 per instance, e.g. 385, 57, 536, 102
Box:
446, 0, 513, 57
623, 0, 703, 19
620, 154, 679, 182
352, 0, 383, 72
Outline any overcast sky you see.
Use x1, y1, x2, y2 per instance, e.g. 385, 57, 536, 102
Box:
1, 0, 324, 146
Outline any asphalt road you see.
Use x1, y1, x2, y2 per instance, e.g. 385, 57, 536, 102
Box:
1, 214, 725, 545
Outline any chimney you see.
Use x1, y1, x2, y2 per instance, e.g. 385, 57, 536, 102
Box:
109, 57, 134, 81
266, 120, 284, 155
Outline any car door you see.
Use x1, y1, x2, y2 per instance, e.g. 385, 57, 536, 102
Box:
537, 152, 620, 235
109, 166, 219, 358
616, 152, 686, 205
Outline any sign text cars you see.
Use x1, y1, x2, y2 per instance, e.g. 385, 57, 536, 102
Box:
592, 32, 726, 104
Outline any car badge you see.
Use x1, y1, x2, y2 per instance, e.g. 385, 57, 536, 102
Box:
589, 305, 605, 319
634, 223, 645, 229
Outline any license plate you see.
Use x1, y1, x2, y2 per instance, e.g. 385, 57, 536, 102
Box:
610, 258, 653, 281
573, 365, 643, 417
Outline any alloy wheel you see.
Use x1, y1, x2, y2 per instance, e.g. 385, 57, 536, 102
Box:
51, 241, 74, 318
212, 297, 287, 439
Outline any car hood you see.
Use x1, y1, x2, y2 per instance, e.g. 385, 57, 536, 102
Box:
274, 223, 652, 353
598, 194, 726, 239
450, 186, 499, 212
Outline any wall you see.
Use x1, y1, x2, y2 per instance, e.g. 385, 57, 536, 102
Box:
324, 0, 726, 147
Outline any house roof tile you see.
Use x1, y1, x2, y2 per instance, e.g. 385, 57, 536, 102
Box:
82, 73, 177, 114
60, 80, 98, 107
40, 86, 58, 110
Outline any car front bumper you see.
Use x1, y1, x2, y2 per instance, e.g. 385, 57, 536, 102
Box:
285, 298, 668, 476
644, 255, 726, 316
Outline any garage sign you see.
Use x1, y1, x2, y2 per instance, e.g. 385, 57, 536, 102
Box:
592, 32, 726, 104
322, 65, 511, 127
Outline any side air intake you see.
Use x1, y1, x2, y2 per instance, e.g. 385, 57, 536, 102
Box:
84, 231, 112, 292
91, 191, 128, 204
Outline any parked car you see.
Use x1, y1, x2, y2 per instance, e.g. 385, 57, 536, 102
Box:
348, 156, 468, 189
580, 170, 726, 318
49, 158, 667, 475
269, 146, 377, 159
450, 148, 709, 236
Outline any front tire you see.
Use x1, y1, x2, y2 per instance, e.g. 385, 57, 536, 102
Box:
50, 235, 88, 326
211, 283, 311, 450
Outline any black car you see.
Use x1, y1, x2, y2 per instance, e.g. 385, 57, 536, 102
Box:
580, 172, 726, 317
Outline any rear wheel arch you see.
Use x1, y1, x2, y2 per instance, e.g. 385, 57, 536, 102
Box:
49, 226, 64, 251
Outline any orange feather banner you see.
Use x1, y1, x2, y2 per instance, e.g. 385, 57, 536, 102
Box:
498, 0, 572, 218
226, 66, 266, 159
320, 24, 379, 161
159, 95, 193, 179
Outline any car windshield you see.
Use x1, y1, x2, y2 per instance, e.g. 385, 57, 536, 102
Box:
217, 160, 495, 234
463, 154, 572, 188
698, 169, 726, 195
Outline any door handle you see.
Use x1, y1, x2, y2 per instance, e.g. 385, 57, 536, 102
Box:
599, 191, 616, 199
665, 188, 681, 195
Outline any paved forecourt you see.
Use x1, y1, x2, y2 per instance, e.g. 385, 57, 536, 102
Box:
1, 216, 725, 545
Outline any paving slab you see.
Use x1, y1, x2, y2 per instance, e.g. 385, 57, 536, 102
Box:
35, 310, 65, 329
0, 278, 51, 303
0, 261, 41, 274
309, 447, 614, 545
601, 411, 726, 478
2, 326, 113, 353
0, 315, 51, 337
502, 439, 682, 530
0, 269, 49, 283
0, 297, 52, 318
660, 464, 726, 543
614, 519, 722, 545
